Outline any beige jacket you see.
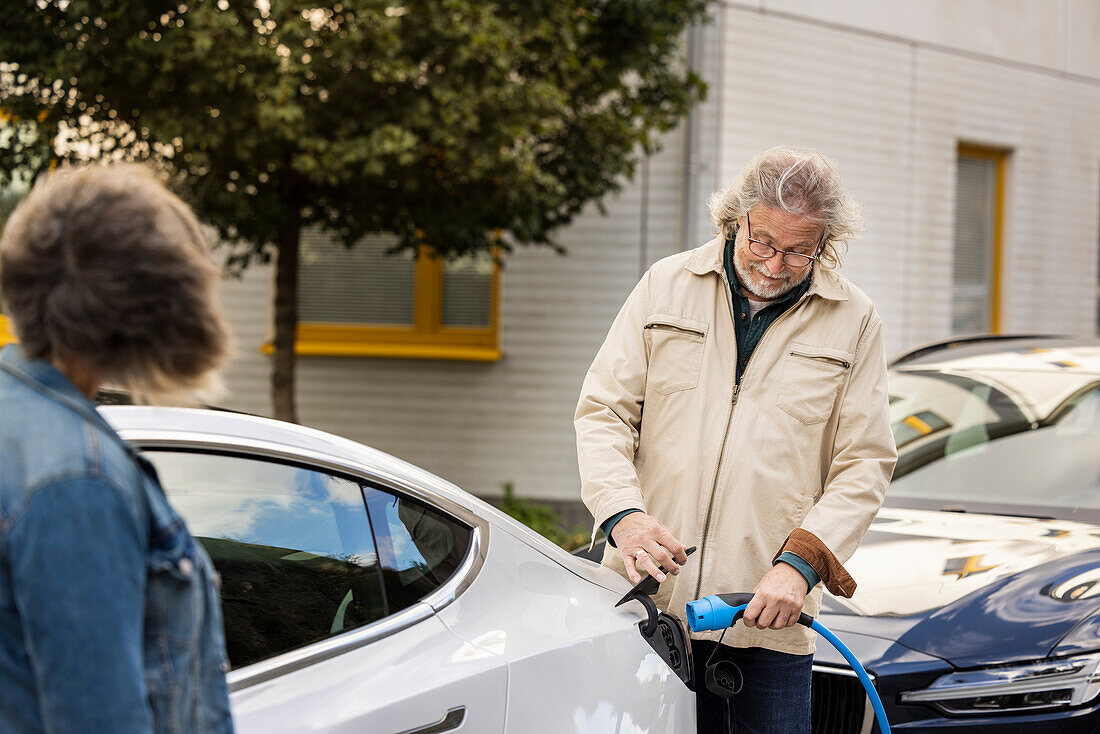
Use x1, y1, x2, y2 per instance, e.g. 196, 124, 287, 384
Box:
575, 236, 897, 654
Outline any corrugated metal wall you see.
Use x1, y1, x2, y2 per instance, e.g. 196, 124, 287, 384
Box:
214, 1, 1100, 507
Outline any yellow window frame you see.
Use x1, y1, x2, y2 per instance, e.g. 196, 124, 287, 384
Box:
286, 245, 501, 361
958, 143, 1007, 333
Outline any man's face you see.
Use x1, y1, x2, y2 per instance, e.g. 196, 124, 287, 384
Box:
732, 206, 822, 300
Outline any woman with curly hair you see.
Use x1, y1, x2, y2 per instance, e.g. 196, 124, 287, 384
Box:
0, 164, 235, 734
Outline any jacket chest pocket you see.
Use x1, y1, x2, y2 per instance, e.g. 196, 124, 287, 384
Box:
147, 521, 205, 644
776, 343, 853, 425
645, 315, 707, 395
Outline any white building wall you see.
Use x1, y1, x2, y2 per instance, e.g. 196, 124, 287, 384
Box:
715, 6, 918, 346
756, 0, 1100, 78
214, 1, 1100, 507
911, 48, 1100, 338
216, 263, 273, 417
715, 1, 1100, 347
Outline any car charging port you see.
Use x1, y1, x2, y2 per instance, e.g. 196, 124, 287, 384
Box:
614, 547, 696, 690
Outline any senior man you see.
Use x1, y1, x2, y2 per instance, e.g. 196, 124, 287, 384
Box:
575, 147, 897, 733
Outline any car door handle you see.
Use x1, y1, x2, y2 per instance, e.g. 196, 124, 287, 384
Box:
396, 706, 466, 734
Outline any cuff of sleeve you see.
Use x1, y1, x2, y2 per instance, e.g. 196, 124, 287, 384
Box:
773, 528, 857, 597
589, 495, 647, 552
775, 552, 820, 591
601, 509, 643, 548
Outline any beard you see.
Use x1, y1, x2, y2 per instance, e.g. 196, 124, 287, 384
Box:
732, 242, 812, 300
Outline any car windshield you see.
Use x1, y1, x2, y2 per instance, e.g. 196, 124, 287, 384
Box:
886, 369, 1100, 520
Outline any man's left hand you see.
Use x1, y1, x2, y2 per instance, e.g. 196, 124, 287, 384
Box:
742, 564, 809, 630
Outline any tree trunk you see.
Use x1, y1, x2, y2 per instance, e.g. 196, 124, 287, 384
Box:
272, 222, 300, 423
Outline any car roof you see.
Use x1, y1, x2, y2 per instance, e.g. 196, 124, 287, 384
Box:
888, 336, 1100, 422
889, 334, 1100, 368
100, 405, 480, 512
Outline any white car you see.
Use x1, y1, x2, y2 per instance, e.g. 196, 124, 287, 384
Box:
103, 406, 695, 733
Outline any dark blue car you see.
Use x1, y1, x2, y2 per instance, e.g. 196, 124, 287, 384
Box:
809, 335, 1100, 732
582, 335, 1100, 733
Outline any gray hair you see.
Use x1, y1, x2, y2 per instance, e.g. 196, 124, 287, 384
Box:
707, 146, 864, 270
0, 163, 230, 403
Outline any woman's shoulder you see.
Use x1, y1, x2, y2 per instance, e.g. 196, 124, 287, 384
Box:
0, 392, 147, 520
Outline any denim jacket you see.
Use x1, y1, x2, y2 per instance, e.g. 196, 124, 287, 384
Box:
0, 345, 234, 734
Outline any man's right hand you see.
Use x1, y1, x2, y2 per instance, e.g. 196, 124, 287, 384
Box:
610, 512, 688, 584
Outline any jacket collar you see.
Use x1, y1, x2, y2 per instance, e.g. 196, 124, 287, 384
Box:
684, 234, 849, 302
0, 344, 118, 435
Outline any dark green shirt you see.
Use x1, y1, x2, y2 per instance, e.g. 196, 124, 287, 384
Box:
723, 235, 811, 385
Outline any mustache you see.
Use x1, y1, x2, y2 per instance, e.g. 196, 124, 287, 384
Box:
750, 263, 793, 281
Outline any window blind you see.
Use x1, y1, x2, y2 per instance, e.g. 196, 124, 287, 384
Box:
442, 252, 493, 328
298, 226, 416, 326
952, 155, 997, 335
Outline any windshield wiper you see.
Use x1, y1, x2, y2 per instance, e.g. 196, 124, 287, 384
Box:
939, 506, 1055, 520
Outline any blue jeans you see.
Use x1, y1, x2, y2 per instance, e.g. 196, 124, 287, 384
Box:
693, 640, 813, 734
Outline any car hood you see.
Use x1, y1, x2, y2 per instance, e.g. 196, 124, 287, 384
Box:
819, 508, 1100, 668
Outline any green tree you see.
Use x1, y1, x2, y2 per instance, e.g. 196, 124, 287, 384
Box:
1, 0, 707, 421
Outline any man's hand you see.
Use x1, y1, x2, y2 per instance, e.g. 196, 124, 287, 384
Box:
610, 512, 688, 584
742, 563, 809, 630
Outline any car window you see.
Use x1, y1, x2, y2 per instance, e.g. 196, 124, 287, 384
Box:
146, 451, 386, 668
364, 486, 472, 614
889, 383, 1100, 514
887, 371, 1030, 481
145, 450, 474, 670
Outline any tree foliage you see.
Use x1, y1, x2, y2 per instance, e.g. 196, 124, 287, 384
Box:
1, 0, 707, 418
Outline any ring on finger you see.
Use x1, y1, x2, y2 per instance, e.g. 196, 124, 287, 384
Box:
634, 549, 648, 562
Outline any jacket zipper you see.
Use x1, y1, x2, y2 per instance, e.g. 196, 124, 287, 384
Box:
788, 350, 851, 370
644, 322, 706, 339
693, 282, 813, 603
692, 269, 740, 602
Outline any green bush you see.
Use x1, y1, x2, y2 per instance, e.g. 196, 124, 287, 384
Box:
498, 482, 592, 551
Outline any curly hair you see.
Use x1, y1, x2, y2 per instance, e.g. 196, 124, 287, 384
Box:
707, 147, 864, 269
0, 163, 230, 403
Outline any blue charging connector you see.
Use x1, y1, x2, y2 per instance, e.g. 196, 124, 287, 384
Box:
686, 594, 891, 734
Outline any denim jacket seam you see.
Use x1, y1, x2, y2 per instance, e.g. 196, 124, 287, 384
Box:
18, 423, 107, 487
84, 420, 104, 475
23, 633, 56, 734
151, 579, 178, 734
0, 358, 97, 423
7, 469, 108, 530
7, 470, 143, 544
7, 404, 150, 535
1, 354, 137, 463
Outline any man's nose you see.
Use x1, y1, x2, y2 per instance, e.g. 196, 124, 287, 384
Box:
764, 252, 787, 275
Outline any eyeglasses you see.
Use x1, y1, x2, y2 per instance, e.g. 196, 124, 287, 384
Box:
743, 212, 822, 268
